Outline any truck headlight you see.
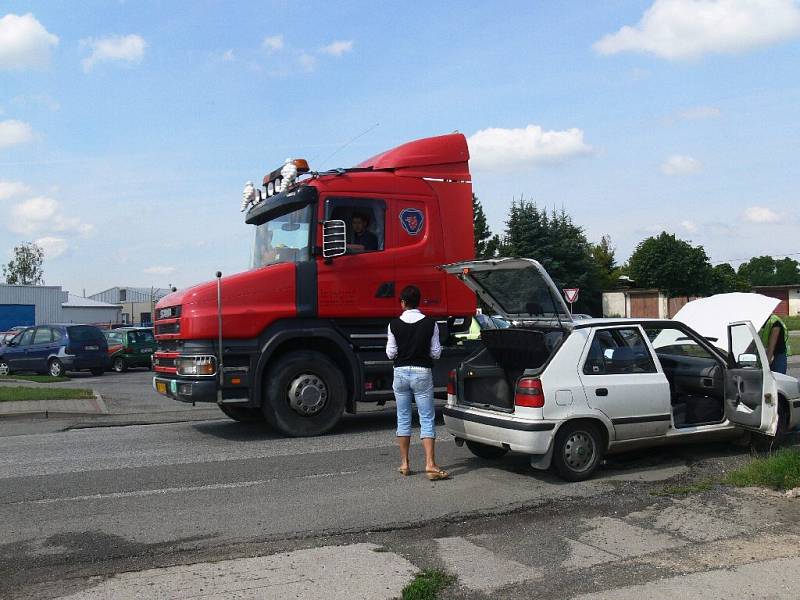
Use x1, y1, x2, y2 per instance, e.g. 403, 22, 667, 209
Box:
176, 355, 216, 376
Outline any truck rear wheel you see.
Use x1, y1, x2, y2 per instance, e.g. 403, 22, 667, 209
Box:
262, 350, 346, 437
219, 405, 265, 424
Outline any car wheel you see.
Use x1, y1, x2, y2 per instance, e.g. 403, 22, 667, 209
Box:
552, 421, 604, 482
465, 440, 509, 459
262, 350, 346, 437
0, 359, 10, 377
48, 359, 65, 378
219, 405, 266, 423
90, 368, 105, 376
113, 357, 128, 373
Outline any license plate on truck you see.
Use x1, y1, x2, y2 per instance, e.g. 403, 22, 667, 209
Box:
156, 381, 167, 394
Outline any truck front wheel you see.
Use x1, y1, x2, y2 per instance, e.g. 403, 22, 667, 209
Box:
262, 350, 346, 437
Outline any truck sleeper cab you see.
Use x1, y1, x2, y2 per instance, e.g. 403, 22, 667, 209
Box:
441, 258, 800, 481
152, 134, 478, 436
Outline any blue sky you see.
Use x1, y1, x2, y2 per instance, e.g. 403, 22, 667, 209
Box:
1, 0, 799, 294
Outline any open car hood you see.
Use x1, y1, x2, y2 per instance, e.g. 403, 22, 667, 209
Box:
441, 258, 573, 323
672, 292, 780, 351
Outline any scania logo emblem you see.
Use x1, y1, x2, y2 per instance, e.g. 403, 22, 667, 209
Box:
399, 208, 424, 236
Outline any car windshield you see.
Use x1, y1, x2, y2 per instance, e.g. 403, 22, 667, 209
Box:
252, 204, 313, 269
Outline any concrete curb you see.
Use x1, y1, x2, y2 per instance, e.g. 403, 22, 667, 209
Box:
0, 390, 107, 417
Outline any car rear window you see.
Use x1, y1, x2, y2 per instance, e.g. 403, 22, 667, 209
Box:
130, 330, 155, 344
67, 326, 105, 342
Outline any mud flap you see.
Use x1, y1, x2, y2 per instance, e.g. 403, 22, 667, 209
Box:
529, 441, 554, 471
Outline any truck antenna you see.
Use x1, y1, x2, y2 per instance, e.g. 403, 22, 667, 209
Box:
318, 122, 380, 170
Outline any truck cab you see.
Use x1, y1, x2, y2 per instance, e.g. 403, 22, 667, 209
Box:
152, 134, 477, 436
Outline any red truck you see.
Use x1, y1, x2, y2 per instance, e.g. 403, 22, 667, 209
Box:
152, 133, 477, 436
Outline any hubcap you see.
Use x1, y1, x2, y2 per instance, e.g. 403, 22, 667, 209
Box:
287, 373, 328, 416
50, 362, 61, 376
563, 431, 596, 472
0, 362, 8, 376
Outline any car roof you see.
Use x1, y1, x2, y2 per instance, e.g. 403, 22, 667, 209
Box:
570, 317, 674, 329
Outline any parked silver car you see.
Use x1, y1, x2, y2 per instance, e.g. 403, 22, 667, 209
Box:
442, 259, 800, 481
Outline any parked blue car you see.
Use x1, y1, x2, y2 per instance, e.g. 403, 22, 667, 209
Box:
0, 324, 110, 377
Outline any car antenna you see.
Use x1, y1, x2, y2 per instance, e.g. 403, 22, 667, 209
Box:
318, 122, 380, 170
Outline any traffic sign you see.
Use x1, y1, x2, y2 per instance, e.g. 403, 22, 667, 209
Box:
563, 288, 579, 304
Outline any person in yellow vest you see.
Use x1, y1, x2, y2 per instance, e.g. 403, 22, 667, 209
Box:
760, 314, 790, 374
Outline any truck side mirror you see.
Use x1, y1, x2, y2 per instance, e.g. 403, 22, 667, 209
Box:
737, 353, 758, 368
322, 220, 347, 258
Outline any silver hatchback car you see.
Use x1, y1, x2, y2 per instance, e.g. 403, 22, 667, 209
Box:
442, 259, 800, 481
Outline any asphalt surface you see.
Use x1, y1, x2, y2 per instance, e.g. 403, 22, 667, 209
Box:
1, 363, 799, 598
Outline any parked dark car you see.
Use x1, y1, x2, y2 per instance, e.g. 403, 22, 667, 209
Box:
103, 327, 155, 372
0, 324, 110, 377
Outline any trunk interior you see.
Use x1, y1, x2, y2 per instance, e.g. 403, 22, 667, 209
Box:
458, 327, 566, 412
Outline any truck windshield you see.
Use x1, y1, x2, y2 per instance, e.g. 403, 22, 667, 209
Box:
252, 204, 313, 269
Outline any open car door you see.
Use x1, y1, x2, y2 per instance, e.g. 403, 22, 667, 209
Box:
724, 321, 779, 435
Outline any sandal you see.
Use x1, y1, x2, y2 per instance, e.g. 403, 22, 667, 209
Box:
426, 468, 449, 481
398, 466, 411, 476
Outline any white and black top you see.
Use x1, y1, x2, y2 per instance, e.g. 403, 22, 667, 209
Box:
386, 309, 442, 368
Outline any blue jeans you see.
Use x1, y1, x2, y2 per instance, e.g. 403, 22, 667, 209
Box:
772, 353, 788, 375
393, 366, 435, 439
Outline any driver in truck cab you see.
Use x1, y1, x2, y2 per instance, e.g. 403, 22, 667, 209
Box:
347, 212, 379, 253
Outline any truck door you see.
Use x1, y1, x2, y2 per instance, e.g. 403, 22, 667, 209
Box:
317, 196, 396, 318
579, 325, 672, 440
724, 321, 779, 435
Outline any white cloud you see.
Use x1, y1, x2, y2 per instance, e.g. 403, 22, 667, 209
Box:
743, 205, 780, 223
594, 0, 800, 60
680, 220, 698, 232
262, 35, 284, 52
143, 265, 176, 275
297, 52, 317, 72
35, 236, 68, 259
0, 119, 34, 149
467, 124, 593, 170
221, 49, 235, 62
0, 13, 59, 70
81, 34, 147, 72
0, 180, 30, 200
660, 154, 703, 175
320, 40, 353, 56
8, 196, 94, 236
677, 105, 721, 120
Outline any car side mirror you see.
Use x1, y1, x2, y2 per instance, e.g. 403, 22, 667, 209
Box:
322, 220, 346, 259
737, 353, 758, 368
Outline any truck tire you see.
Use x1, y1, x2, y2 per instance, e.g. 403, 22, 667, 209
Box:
551, 421, 604, 482
219, 405, 265, 424
262, 350, 346, 437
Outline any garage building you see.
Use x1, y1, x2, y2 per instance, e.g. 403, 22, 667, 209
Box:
0, 284, 68, 330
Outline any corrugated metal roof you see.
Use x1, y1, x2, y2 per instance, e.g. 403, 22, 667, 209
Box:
63, 294, 121, 308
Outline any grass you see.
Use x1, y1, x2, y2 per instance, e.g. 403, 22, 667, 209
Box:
0, 386, 94, 402
724, 448, 800, 491
401, 569, 455, 600
0, 375, 70, 383
651, 479, 716, 496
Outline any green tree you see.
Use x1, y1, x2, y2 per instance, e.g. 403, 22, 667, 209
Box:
592, 235, 619, 290
737, 256, 777, 286
774, 257, 800, 285
709, 263, 749, 294
472, 194, 495, 258
3, 242, 45, 285
628, 232, 712, 298
499, 198, 601, 314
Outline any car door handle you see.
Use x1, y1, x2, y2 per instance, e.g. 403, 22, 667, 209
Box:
595, 388, 608, 396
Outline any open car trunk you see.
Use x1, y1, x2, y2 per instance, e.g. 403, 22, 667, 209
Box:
441, 258, 573, 412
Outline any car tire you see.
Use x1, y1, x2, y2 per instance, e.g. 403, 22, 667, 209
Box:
0, 359, 10, 377
90, 368, 105, 376
465, 440, 509, 460
262, 351, 346, 437
552, 421, 604, 482
219, 405, 266, 423
113, 357, 128, 373
48, 359, 65, 378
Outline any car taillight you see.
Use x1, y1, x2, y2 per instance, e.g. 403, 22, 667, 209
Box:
447, 369, 456, 396
515, 377, 544, 408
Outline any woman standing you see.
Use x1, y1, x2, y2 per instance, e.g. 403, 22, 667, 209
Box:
386, 285, 449, 480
